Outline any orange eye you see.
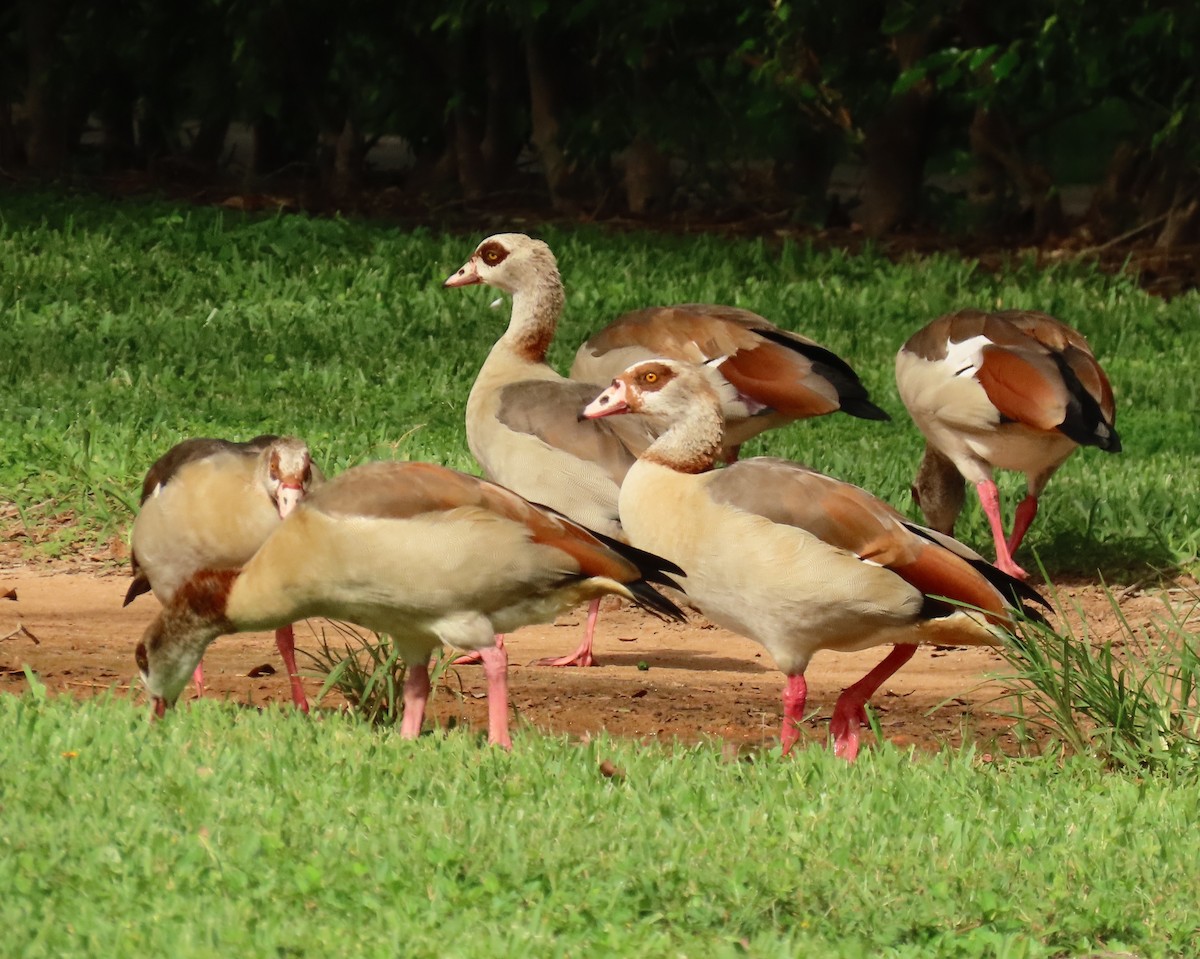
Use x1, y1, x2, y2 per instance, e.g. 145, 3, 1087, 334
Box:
644, 372, 658, 383
483, 249, 500, 263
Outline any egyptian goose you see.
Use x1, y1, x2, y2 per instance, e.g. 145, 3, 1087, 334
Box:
583, 359, 1045, 759
895, 309, 1121, 579
572, 303, 890, 459
125, 435, 322, 710
135, 460, 685, 746
444, 233, 656, 667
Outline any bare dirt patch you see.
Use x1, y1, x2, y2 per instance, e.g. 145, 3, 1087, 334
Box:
0, 564, 1191, 755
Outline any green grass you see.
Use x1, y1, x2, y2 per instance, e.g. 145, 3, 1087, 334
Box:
998, 584, 1200, 771
2, 693, 1199, 958
3, 189, 1200, 954
0, 186, 1197, 575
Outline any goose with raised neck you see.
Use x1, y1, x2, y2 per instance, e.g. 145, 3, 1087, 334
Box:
584, 358, 1046, 759
444, 233, 656, 667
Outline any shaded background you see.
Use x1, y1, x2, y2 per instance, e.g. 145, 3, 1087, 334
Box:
1, 0, 1197, 255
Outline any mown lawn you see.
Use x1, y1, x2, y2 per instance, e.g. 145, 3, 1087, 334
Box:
2, 187, 1199, 957
2, 694, 1198, 958
0, 187, 1196, 575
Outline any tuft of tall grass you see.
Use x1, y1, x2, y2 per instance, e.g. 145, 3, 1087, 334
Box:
302, 621, 456, 727
998, 584, 1200, 771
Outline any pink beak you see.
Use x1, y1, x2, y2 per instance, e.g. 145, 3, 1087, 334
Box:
444, 258, 481, 288
583, 381, 631, 419
276, 484, 304, 519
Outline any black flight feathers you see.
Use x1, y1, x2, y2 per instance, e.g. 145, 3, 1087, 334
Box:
582, 525, 688, 623
750, 327, 891, 422
906, 524, 1051, 624
530, 505, 687, 623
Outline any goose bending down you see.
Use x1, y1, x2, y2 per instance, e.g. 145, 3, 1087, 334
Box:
896, 309, 1120, 579
135, 460, 686, 746
583, 359, 1045, 760
572, 303, 890, 459
124, 435, 322, 710
444, 233, 657, 667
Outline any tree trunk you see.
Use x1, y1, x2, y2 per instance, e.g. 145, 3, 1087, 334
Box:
188, 113, 232, 169
446, 28, 487, 200
480, 19, 518, 188
523, 25, 575, 211
968, 106, 1065, 239
622, 134, 670, 216
329, 117, 365, 200
857, 31, 936, 237
23, 0, 68, 174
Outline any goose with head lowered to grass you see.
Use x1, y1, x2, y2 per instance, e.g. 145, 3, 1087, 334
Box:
572, 303, 890, 461
444, 233, 658, 667
895, 309, 1120, 580
124, 434, 322, 710
583, 358, 1046, 759
135, 460, 686, 747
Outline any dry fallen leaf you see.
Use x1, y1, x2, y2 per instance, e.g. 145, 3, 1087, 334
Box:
598, 759, 626, 781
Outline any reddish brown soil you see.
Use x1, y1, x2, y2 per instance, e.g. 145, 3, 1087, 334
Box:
2, 563, 1192, 756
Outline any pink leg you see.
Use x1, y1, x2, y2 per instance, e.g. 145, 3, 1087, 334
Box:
451, 633, 506, 667
536, 598, 601, 667
478, 643, 513, 749
274, 624, 309, 713
1007, 494, 1039, 556
830, 644, 919, 761
975, 480, 1028, 580
781, 673, 808, 756
192, 661, 205, 699
399, 661, 430, 739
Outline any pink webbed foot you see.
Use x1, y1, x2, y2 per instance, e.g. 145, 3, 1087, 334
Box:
274, 624, 309, 713
829, 644, 919, 762
994, 556, 1030, 581
830, 701, 869, 762
451, 634, 506, 666
534, 643, 598, 668
975, 480, 1030, 581
780, 674, 808, 756
191, 661, 205, 700
478, 644, 513, 749
534, 597, 601, 667
399, 662, 431, 740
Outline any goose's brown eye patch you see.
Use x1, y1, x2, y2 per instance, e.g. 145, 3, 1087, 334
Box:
479, 241, 508, 266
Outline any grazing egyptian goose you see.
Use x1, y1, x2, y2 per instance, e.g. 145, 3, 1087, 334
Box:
444, 233, 657, 667
135, 460, 685, 746
583, 359, 1045, 760
895, 309, 1121, 579
125, 435, 321, 710
572, 303, 890, 459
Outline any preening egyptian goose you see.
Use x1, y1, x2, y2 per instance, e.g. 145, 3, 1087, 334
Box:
583, 359, 1045, 759
125, 435, 322, 710
444, 233, 657, 667
572, 304, 890, 459
135, 461, 685, 746
895, 309, 1121, 579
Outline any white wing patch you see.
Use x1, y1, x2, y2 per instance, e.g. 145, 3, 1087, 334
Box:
945, 334, 991, 378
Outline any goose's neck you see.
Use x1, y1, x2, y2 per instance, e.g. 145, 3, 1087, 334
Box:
502, 270, 565, 363
913, 443, 965, 535
643, 403, 724, 474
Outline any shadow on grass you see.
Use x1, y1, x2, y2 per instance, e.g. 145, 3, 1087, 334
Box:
1028, 530, 1191, 584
